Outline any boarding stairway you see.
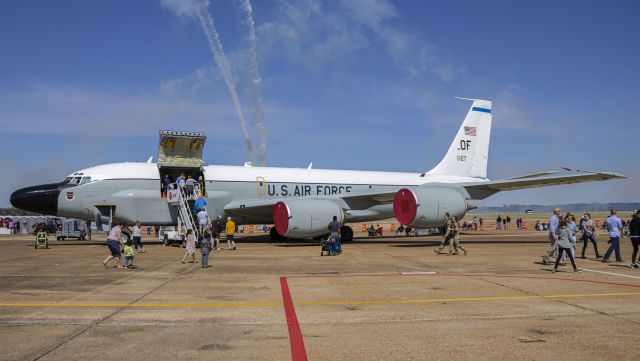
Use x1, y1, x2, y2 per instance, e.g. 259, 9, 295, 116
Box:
171, 185, 200, 240
168, 183, 215, 241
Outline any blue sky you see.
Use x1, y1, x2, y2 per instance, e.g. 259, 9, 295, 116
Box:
1, 0, 638, 207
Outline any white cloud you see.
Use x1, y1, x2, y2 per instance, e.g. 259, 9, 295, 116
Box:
158, 0, 200, 18
256, 0, 456, 80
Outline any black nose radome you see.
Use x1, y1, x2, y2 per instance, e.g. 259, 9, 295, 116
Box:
10, 183, 65, 215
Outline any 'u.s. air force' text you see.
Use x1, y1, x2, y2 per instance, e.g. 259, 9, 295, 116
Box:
263, 184, 352, 197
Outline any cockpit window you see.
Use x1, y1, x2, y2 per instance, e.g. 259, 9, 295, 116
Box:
71, 177, 82, 185
63, 177, 73, 183
79, 177, 91, 184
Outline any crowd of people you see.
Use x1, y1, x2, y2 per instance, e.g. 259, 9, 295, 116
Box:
101, 214, 238, 270
541, 208, 640, 271
99, 203, 640, 272
162, 173, 206, 200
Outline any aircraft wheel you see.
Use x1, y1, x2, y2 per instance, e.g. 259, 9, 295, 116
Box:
163, 235, 170, 246
270, 227, 285, 241
340, 226, 354, 243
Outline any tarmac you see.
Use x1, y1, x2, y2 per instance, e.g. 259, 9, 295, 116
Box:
1, 228, 639, 361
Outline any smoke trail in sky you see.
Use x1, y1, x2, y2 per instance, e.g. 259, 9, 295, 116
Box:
195, 0, 254, 164
238, 0, 268, 166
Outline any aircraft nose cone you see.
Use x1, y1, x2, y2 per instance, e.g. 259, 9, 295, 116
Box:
10, 183, 61, 215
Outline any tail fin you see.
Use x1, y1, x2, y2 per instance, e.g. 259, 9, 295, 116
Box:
427, 98, 492, 179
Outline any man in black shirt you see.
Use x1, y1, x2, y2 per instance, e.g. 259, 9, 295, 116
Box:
328, 216, 342, 254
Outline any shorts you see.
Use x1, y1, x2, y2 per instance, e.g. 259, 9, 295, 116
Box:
226, 234, 234, 241
106, 239, 121, 258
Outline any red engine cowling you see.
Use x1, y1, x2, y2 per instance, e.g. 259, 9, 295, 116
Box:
273, 199, 344, 239
393, 187, 467, 228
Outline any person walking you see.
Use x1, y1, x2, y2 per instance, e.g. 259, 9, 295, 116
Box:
506, 215, 512, 230
628, 210, 640, 268
212, 215, 223, 250
197, 208, 209, 240
602, 209, 624, 263
580, 213, 601, 259
185, 175, 197, 199
200, 226, 212, 268
496, 215, 502, 230
328, 216, 342, 255
102, 222, 125, 269
447, 215, 467, 256
472, 216, 478, 231
542, 208, 562, 265
132, 221, 145, 253
552, 219, 582, 273
435, 213, 454, 255
181, 229, 197, 264
197, 175, 205, 196
193, 194, 208, 213
479, 217, 484, 230
225, 217, 237, 250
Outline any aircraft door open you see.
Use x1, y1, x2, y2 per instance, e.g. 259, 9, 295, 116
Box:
157, 130, 207, 169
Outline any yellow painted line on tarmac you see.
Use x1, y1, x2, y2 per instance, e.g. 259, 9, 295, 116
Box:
297, 291, 640, 306
1, 291, 639, 308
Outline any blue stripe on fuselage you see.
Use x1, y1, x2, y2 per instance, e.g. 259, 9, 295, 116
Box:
472, 107, 491, 113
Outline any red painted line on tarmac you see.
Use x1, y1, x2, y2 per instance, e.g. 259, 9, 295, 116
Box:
280, 277, 308, 361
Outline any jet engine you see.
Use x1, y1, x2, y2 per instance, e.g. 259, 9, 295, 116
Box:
393, 187, 468, 228
273, 199, 344, 239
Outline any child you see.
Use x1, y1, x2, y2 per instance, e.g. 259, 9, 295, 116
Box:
200, 226, 212, 268
552, 220, 583, 273
181, 229, 197, 264
123, 239, 135, 269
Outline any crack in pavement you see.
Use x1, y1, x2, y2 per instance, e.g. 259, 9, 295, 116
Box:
32, 262, 198, 361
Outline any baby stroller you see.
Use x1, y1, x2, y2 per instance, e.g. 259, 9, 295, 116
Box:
320, 236, 336, 256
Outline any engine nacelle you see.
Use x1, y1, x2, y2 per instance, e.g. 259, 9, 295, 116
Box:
273, 199, 344, 239
393, 187, 467, 228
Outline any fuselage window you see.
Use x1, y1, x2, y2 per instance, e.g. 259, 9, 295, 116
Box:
80, 177, 91, 184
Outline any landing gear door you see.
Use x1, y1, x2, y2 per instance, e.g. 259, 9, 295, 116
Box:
157, 130, 207, 169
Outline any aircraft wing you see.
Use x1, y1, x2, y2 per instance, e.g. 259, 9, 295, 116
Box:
463, 171, 625, 200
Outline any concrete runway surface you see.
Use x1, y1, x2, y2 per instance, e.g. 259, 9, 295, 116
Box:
1, 229, 639, 361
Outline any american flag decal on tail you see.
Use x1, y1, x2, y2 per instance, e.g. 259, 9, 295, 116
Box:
464, 126, 477, 136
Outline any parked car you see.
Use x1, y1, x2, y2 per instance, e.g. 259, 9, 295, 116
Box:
56, 220, 87, 240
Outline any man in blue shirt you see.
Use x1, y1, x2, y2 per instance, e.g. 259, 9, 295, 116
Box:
193, 194, 208, 213
602, 209, 624, 262
542, 208, 561, 264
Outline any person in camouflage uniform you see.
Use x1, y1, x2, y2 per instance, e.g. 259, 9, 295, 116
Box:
447, 215, 467, 255
434, 212, 467, 255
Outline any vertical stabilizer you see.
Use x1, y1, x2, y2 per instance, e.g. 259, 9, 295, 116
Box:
427, 99, 492, 179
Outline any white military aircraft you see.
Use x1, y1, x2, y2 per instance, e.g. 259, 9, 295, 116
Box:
10, 99, 624, 242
